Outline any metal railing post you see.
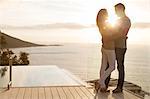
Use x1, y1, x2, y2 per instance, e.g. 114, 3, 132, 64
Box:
8, 58, 12, 90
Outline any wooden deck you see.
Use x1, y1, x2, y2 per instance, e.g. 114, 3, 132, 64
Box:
0, 86, 142, 99
0, 86, 94, 99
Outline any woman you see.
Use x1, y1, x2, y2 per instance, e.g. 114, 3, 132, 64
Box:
96, 9, 116, 92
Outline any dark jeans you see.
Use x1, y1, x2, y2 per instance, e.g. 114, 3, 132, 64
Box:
105, 48, 127, 89
105, 63, 110, 88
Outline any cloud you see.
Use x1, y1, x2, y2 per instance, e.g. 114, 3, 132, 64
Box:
0, 23, 92, 29
132, 23, 150, 28
0, 0, 150, 26
0, 0, 86, 26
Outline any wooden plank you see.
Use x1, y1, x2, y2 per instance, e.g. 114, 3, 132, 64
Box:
39, 87, 46, 99
87, 87, 94, 95
0, 88, 12, 99
24, 88, 31, 99
68, 87, 81, 99
123, 90, 140, 99
16, 88, 25, 99
31, 88, 38, 99
96, 91, 110, 99
56, 87, 66, 99
0, 87, 141, 99
62, 87, 74, 99
0, 91, 5, 99
74, 87, 88, 99
10, 88, 19, 99
45, 88, 52, 99
111, 92, 131, 99
0, 90, 11, 99
51, 87, 60, 99
79, 87, 94, 98
0, 92, 4, 99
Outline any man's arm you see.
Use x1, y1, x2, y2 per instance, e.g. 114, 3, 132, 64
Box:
111, 18, 131, 40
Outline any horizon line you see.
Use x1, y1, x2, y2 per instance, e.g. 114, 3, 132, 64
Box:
0, 22, 150, 29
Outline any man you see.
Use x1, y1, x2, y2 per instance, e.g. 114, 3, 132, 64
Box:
105, 3, 131, 93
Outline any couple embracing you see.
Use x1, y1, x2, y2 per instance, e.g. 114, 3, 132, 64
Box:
96, 3, 131, 93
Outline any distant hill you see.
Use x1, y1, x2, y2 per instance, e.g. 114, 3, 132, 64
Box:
0, 23, 90, 30
0, 30, 41, 48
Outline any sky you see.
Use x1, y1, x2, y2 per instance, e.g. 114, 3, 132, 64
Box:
0, 0, 150, 26
0, 0, 150, 44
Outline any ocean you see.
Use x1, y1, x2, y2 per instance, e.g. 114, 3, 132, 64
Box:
11, 43, 150, 92
0, 27, 150, 93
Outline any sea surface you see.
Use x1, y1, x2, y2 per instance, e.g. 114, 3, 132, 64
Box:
0, 27, 150, 94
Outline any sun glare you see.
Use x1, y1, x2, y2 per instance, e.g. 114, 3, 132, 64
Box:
104, 4, 119, 27
107, 15, 118, 27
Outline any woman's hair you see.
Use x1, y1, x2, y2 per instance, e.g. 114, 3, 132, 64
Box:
96, 9, 108, 26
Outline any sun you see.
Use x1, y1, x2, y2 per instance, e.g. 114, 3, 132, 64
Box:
106, 5, 119, 27
107, 15, 118, 27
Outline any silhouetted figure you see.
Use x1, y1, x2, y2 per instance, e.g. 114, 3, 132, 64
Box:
105, 3, 131, 93
96, 9, 116, 92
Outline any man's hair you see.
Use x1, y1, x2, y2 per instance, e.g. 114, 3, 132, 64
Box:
115, 3, 125, 10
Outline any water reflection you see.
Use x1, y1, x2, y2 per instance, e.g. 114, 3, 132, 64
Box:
1, 66, 85, 87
